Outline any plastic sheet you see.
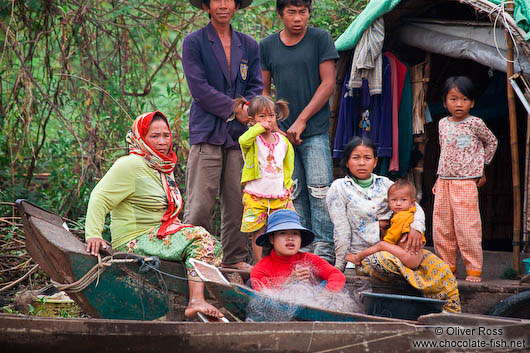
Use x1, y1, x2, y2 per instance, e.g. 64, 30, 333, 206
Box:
397, 23, 530, 75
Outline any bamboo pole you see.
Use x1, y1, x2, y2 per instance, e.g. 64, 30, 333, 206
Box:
520, 76, 530, 253
505, 2, 521, 273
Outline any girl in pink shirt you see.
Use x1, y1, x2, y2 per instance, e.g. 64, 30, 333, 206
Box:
433, 76, 498, 282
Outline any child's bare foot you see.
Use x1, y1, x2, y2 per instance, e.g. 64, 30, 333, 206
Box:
185, 299, 224, 319
465, 275, 482, 282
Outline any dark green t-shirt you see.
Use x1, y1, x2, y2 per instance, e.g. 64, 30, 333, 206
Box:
260, 27, 339, 138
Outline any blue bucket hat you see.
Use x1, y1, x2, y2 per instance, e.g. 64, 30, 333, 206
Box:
256, 209, 315, 247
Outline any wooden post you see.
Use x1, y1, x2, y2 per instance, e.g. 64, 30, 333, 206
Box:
505, 2, 521, 273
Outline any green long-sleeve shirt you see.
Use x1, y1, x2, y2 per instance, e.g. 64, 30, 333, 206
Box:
238, 123, 294, 190
85, 154, 174, 249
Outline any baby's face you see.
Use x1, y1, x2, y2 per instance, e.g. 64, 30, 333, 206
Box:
388, 187, 415, 213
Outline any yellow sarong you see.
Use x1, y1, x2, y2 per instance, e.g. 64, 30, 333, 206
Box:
358, 249, 461, 313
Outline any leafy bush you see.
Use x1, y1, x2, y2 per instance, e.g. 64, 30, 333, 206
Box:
0, 0, 360, 226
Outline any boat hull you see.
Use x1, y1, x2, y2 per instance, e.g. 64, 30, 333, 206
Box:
0, 313, 425, 353
17, 200, 190, 320
206, 281, 403, 322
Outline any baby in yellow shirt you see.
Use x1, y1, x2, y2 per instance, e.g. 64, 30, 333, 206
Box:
347, 179, 425, 269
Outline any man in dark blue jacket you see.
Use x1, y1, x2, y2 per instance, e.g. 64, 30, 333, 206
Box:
182, 0, 263, 269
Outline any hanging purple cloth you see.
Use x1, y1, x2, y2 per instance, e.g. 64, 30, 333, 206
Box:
373, 55, 392, 158
333, 56, 393, 159
333, 71, 361, 159
359, 80, 371, 138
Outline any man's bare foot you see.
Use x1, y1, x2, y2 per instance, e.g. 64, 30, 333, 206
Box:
465, 275, 482, 282
185, 299, 224, 319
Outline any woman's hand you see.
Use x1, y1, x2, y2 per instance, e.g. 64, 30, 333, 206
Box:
86, 238, 108, 256
400, 229, 423, 254
286, 266, 311, 284
345, 253, 362, 265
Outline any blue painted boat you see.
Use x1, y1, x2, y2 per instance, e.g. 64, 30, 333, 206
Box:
205, 280, 405, 322
18, 199, 192, 320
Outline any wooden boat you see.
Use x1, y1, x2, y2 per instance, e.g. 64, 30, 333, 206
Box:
2, 312, 529, 353
18, 199, 195, 320
17, 199, 446, 322
0, 313, 433, 353
16, 199, 530, 323
10, 200, 530, 351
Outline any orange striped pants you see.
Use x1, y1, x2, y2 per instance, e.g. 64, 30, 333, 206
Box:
432, 179, 482, 277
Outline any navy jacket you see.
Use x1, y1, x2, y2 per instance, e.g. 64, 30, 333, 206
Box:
182, 22, 263, 148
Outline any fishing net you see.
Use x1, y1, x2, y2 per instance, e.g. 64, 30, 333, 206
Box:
245, 261, 371, 322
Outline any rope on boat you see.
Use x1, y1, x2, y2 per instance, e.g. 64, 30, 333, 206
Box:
52, 253, 161, 293
51, 252, 207, 296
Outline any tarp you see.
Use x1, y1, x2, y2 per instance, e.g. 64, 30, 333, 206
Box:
335, 0, 530, 51
334, 0, 401, 51
396, 23, 530, 75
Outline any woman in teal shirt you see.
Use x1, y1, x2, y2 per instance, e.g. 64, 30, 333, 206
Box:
85, 111, 223, 319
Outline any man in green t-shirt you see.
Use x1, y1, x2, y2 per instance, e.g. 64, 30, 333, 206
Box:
260, 0, 338, 264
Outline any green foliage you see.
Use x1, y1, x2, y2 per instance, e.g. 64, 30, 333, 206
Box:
311, 0, 367, 39
27, 303, 44, 316
0, 305, 18, 314
0, 0, 361, 228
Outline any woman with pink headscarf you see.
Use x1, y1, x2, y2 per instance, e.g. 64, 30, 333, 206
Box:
85, 111, 223, 319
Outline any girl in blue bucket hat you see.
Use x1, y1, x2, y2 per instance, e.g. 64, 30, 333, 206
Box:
250, 209, 345, 292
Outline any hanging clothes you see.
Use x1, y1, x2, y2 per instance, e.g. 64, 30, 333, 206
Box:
425, 104, 433, 124
398, 70, 413, 178
410, 62, 427, 134
334, 56, 393, 160
385, 52, 407, 172
333, 68, 360, 158
348, 18, 385, 95
371, 55, 393, 158
359, 80, 372, 136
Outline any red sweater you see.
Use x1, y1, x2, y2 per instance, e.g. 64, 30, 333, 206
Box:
250, 250, 346, 292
